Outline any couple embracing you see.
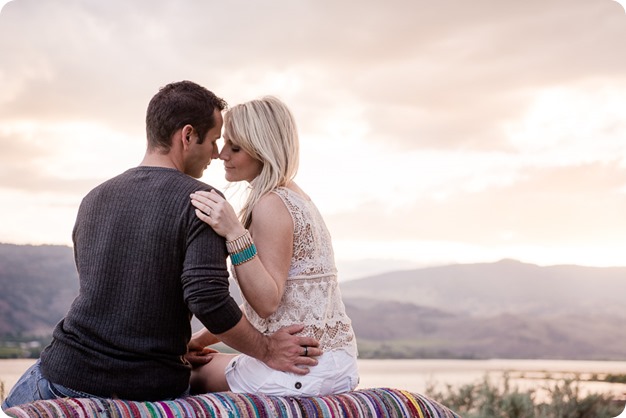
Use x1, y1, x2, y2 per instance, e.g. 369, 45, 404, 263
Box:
2, 81, 358, 409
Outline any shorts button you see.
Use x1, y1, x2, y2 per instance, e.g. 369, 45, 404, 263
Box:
295, 382, 302, 389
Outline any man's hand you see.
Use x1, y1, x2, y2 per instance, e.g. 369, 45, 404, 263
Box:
186, 328, 221, 368
184, 346, 219, 368
264, 324, 322, 375
188, 327, 220, 351
215, 317, 322, 375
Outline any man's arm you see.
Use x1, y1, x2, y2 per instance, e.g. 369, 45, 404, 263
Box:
216, 316, 321, 375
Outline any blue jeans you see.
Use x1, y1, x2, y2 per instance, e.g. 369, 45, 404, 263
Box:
2, 359, 192, 411
1, 359, 101, 410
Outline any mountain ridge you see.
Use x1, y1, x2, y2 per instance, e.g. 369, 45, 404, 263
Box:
340, 258, 626, 317
339, 258, 626, 359
1, 243, 625, 360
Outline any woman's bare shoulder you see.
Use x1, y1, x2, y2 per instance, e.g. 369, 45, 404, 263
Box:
251, 191, 292, 228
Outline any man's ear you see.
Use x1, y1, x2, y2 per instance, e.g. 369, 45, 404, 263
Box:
181, 124, 194, 149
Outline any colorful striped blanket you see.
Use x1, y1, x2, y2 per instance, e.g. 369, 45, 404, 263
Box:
4, 387, 460, 417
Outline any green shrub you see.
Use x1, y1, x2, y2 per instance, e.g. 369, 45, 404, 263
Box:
426, 373, 623, 418
604, 374, 626, 384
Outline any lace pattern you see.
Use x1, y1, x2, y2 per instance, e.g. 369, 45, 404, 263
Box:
236, 187, 357, 355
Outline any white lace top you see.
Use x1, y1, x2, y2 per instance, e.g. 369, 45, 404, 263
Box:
234, 187, 358, 356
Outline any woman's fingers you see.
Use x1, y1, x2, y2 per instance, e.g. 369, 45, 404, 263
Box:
190, 190, 227, 215
195, 209, 211, 224
191, 190, 244, 239
194, 189, 224, 203
190, 197, 212, 216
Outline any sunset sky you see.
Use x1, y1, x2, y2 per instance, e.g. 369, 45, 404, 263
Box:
1, 0, 625, 279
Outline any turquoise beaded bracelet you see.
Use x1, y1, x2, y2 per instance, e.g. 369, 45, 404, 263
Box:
230, 243, 258, 266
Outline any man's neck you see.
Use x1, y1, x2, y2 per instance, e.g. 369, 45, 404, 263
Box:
140, 150, 182, 172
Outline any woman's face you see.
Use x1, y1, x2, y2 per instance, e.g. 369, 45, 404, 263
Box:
219, 135, 263, 183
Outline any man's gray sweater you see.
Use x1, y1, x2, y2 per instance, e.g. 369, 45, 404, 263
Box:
40, 166, 242, 401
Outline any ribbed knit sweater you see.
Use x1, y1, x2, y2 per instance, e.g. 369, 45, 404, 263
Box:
40, 166, 242, 401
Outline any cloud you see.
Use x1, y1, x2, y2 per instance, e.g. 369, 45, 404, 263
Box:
327, 161, 626, 247
613, 0, 626, 13
3, 0, 625, 149
0, 0, 625, 269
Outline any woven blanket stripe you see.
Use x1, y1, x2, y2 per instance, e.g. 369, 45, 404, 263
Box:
4, 388, 461, 418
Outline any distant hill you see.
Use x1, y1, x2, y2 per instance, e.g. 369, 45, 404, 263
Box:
340, 259, 626, 317
1, 244, 625, 360
340, 259, 626, 360
0, 243, 77, 336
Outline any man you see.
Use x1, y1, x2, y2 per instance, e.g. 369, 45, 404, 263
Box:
2, 81, 320, 408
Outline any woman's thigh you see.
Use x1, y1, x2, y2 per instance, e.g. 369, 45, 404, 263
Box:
225, 350, 359, 396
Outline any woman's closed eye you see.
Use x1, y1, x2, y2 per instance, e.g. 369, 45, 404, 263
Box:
224, 139, 241, 152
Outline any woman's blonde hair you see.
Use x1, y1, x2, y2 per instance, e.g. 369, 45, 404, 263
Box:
224, 96, 300, 228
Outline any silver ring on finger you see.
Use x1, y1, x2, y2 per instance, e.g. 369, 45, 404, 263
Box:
303, 346, 308, 357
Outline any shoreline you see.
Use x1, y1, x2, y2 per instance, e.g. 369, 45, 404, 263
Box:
2, 358, 626, 403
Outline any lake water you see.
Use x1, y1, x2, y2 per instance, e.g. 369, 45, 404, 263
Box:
2, 358, 626, 405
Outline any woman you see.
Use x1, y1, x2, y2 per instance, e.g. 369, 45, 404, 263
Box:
188, 96, 359, 396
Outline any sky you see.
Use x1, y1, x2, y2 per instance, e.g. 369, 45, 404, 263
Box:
0, 0, 625, 280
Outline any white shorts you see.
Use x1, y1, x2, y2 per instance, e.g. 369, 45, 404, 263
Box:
225, 349, 359, 396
